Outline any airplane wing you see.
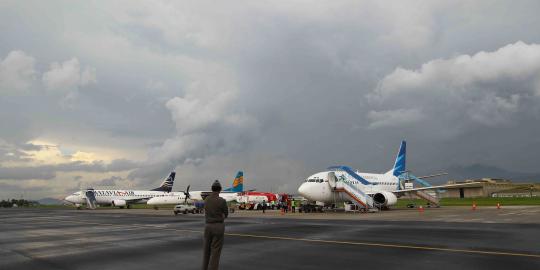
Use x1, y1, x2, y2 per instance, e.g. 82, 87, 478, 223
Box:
389, 182, 482, 194
124, 197, 154, 203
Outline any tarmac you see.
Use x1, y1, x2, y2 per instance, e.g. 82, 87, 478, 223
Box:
1, 207, 539, 270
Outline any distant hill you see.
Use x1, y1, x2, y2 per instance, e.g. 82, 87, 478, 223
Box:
446, 164, 540, 182
37, 198, 64, 205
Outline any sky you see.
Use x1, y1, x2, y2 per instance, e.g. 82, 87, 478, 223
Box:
1, 1, 540, 200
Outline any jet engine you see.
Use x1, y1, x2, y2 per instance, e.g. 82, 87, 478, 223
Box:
372, 191, 397, 207
112, 199, 127, 207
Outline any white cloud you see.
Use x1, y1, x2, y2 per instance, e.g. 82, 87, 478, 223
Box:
131, 75, 260, 179
80, 66, 97, 85
42, 58, 96, 92
368, 41, 540, 129
159, 86, 258, 163
0, 50, 36, 93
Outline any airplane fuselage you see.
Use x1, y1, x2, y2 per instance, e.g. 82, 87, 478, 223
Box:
146, 191, 238, 205
298, 170, 399, 203
65, 190, 173, 206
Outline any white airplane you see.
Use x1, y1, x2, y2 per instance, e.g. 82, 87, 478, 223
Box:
64, 172, 176, 209
146, 171, 244, 205
297, 141, 478, 209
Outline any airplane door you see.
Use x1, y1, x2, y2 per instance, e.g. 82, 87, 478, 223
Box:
328, 172, 337, 190
84, 190, 97, 209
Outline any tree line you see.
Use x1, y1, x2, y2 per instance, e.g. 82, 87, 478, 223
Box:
0, 199, 38, 208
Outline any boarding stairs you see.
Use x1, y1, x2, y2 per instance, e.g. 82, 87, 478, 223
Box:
399, 173, 440, 207
328, 171, 374, 209
411, 190, 439, 206
84, 189, 97, 209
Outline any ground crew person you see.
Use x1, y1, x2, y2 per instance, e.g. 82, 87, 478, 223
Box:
202, 180, 228, 270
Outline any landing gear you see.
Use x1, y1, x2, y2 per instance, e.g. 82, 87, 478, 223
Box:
301, 204, 323, 213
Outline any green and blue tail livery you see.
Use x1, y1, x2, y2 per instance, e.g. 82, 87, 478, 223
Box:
224, 171, 243, 192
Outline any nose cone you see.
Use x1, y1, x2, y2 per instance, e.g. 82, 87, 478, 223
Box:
298, 183, 308, 198
64, 195, 75, 203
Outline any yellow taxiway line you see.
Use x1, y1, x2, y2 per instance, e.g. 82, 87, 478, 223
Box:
223, 232, 540, 258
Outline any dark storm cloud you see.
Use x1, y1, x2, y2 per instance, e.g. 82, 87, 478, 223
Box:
96, 176, 123, 187
0, 159, 139, 180
2, 1, 540, 198
0, 182, 47, 193
0, 167, 56, 180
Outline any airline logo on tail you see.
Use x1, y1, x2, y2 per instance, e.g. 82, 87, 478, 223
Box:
152, 172, 175, 192
224, 171, 243, 193
392, 141, 406, 176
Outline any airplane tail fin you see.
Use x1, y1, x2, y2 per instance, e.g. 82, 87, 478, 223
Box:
151, 171, 175, 192
224, 171, 243, 192
387, 141, 406, 176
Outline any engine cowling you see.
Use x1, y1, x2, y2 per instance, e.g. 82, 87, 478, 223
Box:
372, 191, 397, 207
112, 199, 127, 207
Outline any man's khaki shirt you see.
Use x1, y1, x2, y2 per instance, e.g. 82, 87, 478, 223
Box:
204, 192, 228, 223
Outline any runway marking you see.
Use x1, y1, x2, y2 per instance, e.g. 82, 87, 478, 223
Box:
223, 232, 540, 259
26, 217, 540, 259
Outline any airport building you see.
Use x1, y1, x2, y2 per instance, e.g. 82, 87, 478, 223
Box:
439, 178, 540, 198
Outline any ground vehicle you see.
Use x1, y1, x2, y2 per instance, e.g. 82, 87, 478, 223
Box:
173, 204, 198, 215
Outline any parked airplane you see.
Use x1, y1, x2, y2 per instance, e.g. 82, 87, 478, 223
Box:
297, 141, 477, 209
146, 171, 244, 205
64, 172, 176, 209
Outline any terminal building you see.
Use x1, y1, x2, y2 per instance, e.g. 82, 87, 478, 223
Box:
439, 178, 540, 198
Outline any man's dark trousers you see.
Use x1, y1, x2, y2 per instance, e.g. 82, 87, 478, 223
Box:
202, 222, 225, 270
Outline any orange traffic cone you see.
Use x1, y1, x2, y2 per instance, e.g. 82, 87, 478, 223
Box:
419, 205, 424, 213
497, 202, 501, 209
472, 202, 477, 211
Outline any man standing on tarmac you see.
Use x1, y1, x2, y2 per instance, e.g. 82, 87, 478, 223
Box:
202, 180, 228, 270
